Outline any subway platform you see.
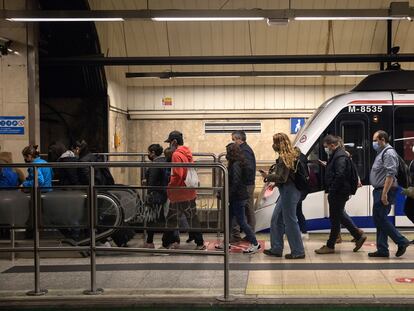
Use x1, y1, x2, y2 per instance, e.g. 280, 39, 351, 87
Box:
2, 232, 414, 309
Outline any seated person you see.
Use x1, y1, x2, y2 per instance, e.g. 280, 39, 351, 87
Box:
21, 145, 53, 189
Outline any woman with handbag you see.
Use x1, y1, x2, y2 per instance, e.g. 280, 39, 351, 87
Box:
261, 133, 305, 259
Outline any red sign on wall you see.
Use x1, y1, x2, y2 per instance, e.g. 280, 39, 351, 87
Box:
162, 97, 173, 106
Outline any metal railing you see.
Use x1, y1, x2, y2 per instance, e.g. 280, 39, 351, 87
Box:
0, 161, 231, 300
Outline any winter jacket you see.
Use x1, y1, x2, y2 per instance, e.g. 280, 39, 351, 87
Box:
228, 161, 249, 202
22, 157, 53, 189
167, 146, 197, 203
78, 153, 114, 185
0, 167, 19, 187
239, 142, 256, 186
56, 150, 81, 185
265, 158, 291, 185
325, 147, 351, 196
145, 156, 168, 204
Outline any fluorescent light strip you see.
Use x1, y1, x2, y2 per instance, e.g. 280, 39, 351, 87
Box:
256, 75, 323, 78
180, 75, 240, 78
339, 74, 368, 77
152, 17, 264, 21
295, 16, 406, 21
7, 18, 124, 22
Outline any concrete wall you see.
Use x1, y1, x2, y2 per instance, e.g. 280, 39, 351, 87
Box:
0, 1, 30, 164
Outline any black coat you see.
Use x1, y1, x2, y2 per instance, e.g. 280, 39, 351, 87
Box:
145, 156, 168, 204
228, 161, 249, 202
325, 148, 351, 196
56, 156, 81, 185
239, 142, 256, 186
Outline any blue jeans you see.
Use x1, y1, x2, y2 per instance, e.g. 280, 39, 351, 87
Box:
230, 199, 257, 245
372, 188, 408, 255
270, 181, 304, 256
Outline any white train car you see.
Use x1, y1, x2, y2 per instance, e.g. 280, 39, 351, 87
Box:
255, 70, 414, 232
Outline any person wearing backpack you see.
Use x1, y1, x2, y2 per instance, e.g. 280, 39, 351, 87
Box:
315, 135, 367, 255
261, 133, 305, 259
369, 130, 410, 258
163, 131, 205, 250
294, 147, 309, 235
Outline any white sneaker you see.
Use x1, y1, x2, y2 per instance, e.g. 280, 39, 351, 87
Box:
103, 241, 112, 248
243, 243, 261, 254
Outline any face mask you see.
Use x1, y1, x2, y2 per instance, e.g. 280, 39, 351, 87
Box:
372, 141, 380, 151
324, 147, 332, 155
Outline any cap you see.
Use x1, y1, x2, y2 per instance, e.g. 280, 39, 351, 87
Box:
164, 130, 183, 143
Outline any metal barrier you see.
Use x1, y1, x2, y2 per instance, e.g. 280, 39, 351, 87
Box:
0, 161, 230, 300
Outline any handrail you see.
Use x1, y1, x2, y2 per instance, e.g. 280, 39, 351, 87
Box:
0, 161, 230, 300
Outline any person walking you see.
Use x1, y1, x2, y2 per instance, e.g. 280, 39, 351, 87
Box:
369, 130, 410, 258
231, 130, 256, 242
315, 135, 366, 254
262, 133, 305, 259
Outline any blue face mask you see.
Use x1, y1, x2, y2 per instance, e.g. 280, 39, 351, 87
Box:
372, 141, 380, 151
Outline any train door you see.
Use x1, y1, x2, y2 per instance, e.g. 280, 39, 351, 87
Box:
392, 93, 414, 227
335, 113, 371, 218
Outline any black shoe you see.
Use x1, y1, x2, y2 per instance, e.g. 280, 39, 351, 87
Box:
263, 249, 282, 257
285, 253, 306, 259
368, 251, 389, 258
396, 242, 410, 257
186, 237, 195, 243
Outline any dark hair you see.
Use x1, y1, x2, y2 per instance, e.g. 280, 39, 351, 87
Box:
323, 135, 340, 146
226, 143, 245, 166
148, 144, 163, 157
376, 130, 389, 143
75, 140, 89, 158
48, 141, 67, 162
232, 130, 247, 142
22, 144, 40, 158
164, 147, 173, 162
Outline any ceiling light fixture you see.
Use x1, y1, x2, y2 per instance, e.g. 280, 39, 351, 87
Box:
151, 17, 264, 21
6, 17, 124, 22
294, 16, 407, 21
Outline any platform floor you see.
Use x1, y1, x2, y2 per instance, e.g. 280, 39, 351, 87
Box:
2, 232, 414, 308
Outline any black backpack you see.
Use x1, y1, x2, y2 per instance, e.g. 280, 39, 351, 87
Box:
293, 156, 310, 195
382, 147, 411, 188
347, 157, 359, 195
95, 155, 115, 186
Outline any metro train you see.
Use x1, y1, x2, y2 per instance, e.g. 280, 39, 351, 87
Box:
255, 70, 414, 232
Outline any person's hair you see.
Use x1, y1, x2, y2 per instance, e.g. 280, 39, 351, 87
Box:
148, 144, 163, 157
272, 133, 298, 170
48, 141, 67, 162
336, 136, 344, 148
22, 144, 40, 158
74, 140, 89, 158
323, 135, 340, 146
175, 136, 184, 146
226, 143, 245, 166
164, 147, 173, 162
232, 130, 247, 142
376, 130, 389, 143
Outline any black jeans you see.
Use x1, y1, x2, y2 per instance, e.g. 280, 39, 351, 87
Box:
162, 199, 204, 247
326, 194, 361, 249
296, 200, 307, 233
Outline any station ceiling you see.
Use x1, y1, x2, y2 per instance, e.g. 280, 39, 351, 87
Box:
88, 0, 414, 87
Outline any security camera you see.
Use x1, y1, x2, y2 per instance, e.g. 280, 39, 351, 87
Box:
0, 37, 12, 56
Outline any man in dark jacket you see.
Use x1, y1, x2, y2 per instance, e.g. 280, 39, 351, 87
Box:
231, 130, 256, 242
315, 135, 366, 254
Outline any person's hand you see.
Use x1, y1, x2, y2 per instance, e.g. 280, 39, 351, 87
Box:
381, 192, 389, 206
267, 183, 276, 191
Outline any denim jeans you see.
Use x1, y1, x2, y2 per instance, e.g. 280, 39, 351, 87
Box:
270, 181, 304, 256
230, 199, 257, 245
326, 194, 361, 249
296, 200, 307, 233
372, 188, 408, 255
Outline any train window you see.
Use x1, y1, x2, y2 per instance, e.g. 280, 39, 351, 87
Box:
306, 141, 324, 193
394, 107, 414, 164
340, 121, 366, 180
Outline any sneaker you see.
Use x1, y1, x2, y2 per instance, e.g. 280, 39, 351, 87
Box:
285, 253, 305, 259
142, 242, 155, 249
315, 245, 335, 254
353, 234, 367, 252
186, 237, 195, 243
263, 249, 282, 257
368, 251, 389, 258
396, 242, 410, 257
103, 241, 112, 248
195, 244, 207, 251
351, 229, 365, 242
243, 243, 261, 254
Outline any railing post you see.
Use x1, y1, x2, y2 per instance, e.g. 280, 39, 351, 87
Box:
84, 165, 104, 295
27, 166, 47, 296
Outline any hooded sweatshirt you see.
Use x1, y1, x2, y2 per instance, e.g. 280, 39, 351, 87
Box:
167, 145, 197, 203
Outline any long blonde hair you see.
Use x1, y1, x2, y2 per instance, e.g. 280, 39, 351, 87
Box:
272, 133, 298, 170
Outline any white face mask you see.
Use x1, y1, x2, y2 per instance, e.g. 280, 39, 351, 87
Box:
412, 145, 414, 153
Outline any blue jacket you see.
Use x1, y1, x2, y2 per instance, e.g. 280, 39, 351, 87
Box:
22, 157, 53, 189
0, 167, 19, 187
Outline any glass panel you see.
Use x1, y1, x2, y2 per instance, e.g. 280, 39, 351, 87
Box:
394, 107, 414, 164
306, 141, 324, 193
341, 121, 366, 180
